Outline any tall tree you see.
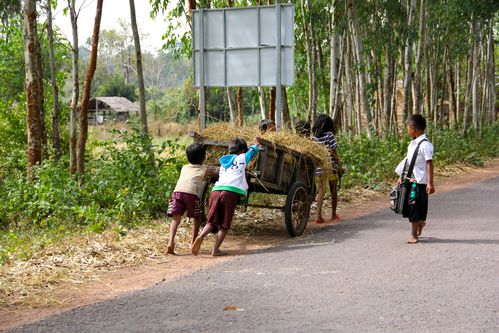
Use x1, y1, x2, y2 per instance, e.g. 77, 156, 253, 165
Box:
23, 0, 43, 176
401, 0, 416, 125
412, 0, 425, 115
129, 0, 148, 134
68, 0, 79, 174
349, 0, 373, 138
45, 0, 61, 161
77, 0, 103, 175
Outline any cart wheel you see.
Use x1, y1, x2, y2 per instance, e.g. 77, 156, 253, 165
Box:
284, 182, 310, 237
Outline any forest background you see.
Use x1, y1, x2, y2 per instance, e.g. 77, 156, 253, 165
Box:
0, 0, 498, 308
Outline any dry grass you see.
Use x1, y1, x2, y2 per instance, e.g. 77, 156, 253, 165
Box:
200, 123, 333, 173
0, 219, 215, 309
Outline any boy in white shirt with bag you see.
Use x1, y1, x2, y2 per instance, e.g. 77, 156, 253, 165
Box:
396, 114, 435, 244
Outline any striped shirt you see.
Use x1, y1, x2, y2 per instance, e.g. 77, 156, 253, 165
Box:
313, 131, 339, 167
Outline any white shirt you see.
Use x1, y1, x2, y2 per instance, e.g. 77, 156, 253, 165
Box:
395, 134, 434, 184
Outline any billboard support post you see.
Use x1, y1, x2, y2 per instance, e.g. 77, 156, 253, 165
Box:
275, 2, 282, 131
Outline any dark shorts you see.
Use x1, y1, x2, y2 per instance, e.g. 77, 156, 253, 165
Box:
403, 184, 428, 223
167, 192, 201, 218
206, 190, 240, 231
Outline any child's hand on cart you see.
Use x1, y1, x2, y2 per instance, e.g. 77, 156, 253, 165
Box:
254, 136, 262, 145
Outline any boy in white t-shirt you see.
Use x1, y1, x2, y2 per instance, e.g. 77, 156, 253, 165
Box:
192, 137, 260, 256
166, 143, 216, 255
396, 114, 435, 244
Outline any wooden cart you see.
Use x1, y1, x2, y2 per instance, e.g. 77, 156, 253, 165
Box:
195, 135, 317, 237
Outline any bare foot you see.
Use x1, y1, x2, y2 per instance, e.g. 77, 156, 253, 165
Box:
406, 236, 418, 244
331, 214, 341, 221
211, 250, 227, 257
315, 216, 325, 224
417, 221, 426, 237
191, 237, 203, 256
166, 245, 177, 255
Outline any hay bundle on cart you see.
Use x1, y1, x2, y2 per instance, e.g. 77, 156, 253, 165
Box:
199, 123, 333, 175
194, 123, 334, 237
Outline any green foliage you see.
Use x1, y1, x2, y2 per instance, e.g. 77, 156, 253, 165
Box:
338, 124, 499, 190
339, 132, 407, 189
0, 128, 186, 236
96, 74, 137, 101
0, 17, 25, 102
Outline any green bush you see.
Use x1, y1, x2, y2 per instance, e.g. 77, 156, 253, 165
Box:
338, 123, 499, 190
0, 127, 185, 233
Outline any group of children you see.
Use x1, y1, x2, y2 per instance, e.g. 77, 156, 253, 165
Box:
167, 113, 435, 255
167, 135, 260, 256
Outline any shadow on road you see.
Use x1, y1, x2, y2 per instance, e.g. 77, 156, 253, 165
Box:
253, 211, 387, 255
420, 237, 499, 245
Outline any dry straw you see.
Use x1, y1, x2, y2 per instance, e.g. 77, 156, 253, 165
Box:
199, 123, 333, 174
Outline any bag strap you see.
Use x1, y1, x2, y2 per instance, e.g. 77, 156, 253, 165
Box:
404, 139, 428, 181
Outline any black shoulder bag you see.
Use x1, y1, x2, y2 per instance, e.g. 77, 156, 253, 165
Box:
390, 139, 427, 214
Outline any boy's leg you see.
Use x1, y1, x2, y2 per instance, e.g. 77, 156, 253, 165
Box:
407, 222, 419, 244
329, 180, 339, 220
191, 218, 201, 246
417, 220, 426, 237
315, 182, 325, 223
212, 228, 229, 256
191, 223, 214, 256
167, 215, 182, 254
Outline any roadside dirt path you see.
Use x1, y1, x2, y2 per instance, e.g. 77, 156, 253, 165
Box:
2, 159, 498, 331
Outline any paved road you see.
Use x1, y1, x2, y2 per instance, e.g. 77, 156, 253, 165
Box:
11, 177, 499, 332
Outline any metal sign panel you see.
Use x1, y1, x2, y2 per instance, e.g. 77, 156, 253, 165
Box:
192, 5, 294, 88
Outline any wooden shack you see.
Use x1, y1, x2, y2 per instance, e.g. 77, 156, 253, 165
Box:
88, 97, 139, 124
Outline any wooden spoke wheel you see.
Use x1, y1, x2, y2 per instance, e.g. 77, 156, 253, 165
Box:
284, 182, 310, 237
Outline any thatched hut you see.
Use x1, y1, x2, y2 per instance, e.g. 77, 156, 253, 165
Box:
88, 97, 139, 124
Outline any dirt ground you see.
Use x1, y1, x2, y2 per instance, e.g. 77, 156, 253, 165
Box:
1, 159, 499, 332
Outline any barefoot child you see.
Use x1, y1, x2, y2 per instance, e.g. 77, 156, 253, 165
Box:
166, 143, 216, 255
191, 137, 260, 256
312, 114, 344, 224
395, 114, 435, 244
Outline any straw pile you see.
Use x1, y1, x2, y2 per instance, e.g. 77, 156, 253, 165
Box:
199, 124, 333, 173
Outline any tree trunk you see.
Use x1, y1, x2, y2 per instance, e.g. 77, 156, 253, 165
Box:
413, 0, 425, 115
329, 0, 339, 120
349, 1, 372, 138
308, 0, 318, 121
68, 0, 79, 174
226, 87, 236, 123
258, 87, 266, 120
446, 46, 457, 129
129, 0, 148, 135
282, 87, 291, 130
471, 20, 479, 131
383, 37, 394, 131
269, 86, 276, 121
300, 0, 313, 122
487, 18, 496, 124
402, 0, 416, 124
77, 0, 103, 175
23, 0, 43, 177
456, 62, 461, 125
344, 32, 353, 133
45, 0, 60, 162
236, 87, 243, 126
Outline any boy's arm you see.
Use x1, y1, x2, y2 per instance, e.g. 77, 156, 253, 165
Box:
426, 160, 435, 194
204, 166, 220, 181
244, 137, 261, 163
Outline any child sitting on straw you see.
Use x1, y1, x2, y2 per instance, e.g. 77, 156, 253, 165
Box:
295, 120, 311, 137
191, 137, 261, 256
312, 114, 344, 224
166, 143, 216, 255
258, 119, 276, 133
